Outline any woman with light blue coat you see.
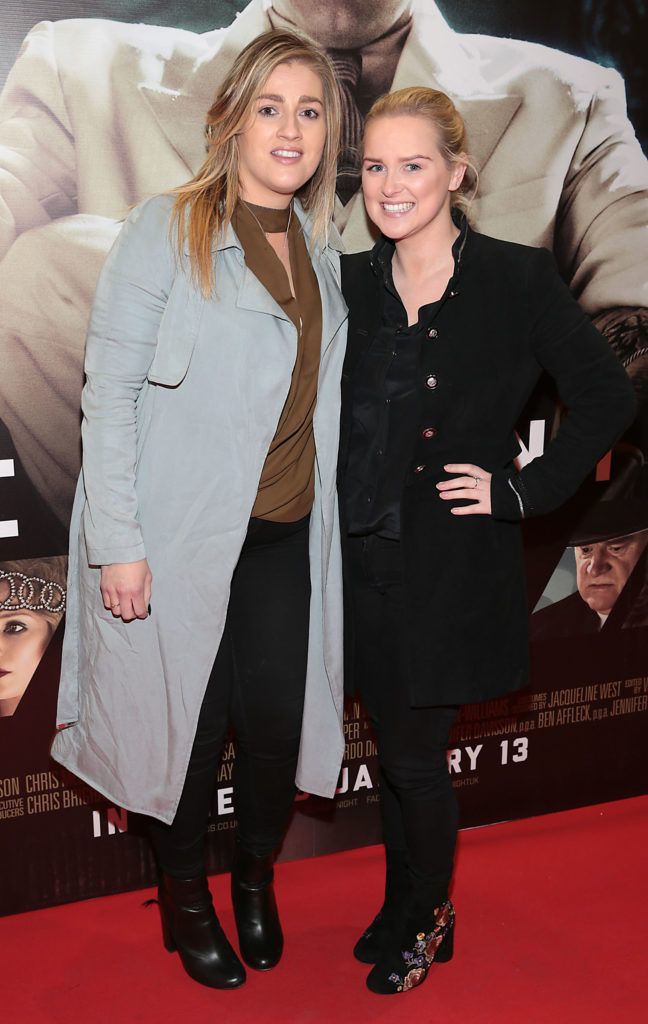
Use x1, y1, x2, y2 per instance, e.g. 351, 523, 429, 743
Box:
52, 31, 347, 990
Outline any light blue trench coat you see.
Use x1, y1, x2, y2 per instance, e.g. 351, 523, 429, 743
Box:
51, 195, 348, 824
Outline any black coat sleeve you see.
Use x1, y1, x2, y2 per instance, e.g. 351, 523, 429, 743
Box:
491, 247, 637, 521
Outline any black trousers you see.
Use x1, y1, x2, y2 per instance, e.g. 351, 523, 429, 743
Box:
150, 515, 311, 877
346, 533, 460, 911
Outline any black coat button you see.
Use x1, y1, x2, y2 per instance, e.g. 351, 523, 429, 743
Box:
421, 427, 438, 439
414, 464, 426, 473
425, 374, 438, 390
427, 327, 438, 339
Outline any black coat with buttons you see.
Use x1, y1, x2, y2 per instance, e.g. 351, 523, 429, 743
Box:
339, 224, 637, 706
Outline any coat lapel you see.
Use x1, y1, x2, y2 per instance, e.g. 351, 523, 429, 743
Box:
342, 259, 381, 378
210, 225, 292, 323
391, 2, 522, 173
138, 0, 272, 174
337, 254, 381, 480
220, 205, 346, 339
236, 265, 292, 323
313, 252, 349, 357
294, 207, 348, 356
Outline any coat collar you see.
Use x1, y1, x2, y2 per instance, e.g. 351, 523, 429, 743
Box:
369, 208, 470, 279
342, 209, 469, 375
138, 0, 522, 186
229, 199, 347, 344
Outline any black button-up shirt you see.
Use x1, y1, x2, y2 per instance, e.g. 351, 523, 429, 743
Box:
344, 227, 464, 539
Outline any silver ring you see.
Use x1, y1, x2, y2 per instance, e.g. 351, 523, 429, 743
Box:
473, 476, 480, 489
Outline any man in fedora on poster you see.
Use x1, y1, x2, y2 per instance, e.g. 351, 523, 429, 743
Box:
0, 0, 647, 524
531, 449, 648, 637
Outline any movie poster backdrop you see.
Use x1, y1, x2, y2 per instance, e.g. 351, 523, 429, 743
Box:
1, 1, 647, 915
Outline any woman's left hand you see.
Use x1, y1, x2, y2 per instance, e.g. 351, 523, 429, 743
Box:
436, 463, 492, 515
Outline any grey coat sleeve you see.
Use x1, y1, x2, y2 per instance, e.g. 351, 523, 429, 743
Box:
491, 247, 637, 522
81, 196, 175, 565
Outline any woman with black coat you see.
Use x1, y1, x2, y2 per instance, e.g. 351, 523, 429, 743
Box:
338, 86, 637, 995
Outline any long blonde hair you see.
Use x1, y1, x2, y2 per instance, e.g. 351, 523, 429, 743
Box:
171, 30, 341, 295
364, 87, 478, 216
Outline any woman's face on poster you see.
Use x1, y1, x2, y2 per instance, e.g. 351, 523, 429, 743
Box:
0, 608, 54, 701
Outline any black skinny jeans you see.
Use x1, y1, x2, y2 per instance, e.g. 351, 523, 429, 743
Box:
346, 533, 459, 912
149, 515, 310, 877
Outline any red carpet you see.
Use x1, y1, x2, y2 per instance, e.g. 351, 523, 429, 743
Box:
3, 797, 647, 1024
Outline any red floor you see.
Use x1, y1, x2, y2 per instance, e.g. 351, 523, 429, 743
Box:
3, 796, 647, 1024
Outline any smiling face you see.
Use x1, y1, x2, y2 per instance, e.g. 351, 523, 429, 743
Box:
236, 61, 327, 208
574, 531, 648, 616
0, 609, 55, 702
362, 115, 466, 241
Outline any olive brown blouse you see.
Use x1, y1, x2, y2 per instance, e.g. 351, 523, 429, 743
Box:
232, 200, 322, 523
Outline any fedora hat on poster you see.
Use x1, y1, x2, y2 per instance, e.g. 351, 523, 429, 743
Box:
569, 444, 648, 547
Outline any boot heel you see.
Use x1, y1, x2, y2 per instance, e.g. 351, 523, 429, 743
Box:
435, 919, 454, 963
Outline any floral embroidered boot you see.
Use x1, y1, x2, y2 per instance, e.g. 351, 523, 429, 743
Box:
366, 899, 455, 995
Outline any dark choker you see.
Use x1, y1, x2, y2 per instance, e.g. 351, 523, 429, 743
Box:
239, 199, 292, 232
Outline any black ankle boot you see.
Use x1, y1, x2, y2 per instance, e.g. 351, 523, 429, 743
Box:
231, 846, 283, 970
353, 849, 410, 964
366, 900, 455, 995
157, 873, 246, 989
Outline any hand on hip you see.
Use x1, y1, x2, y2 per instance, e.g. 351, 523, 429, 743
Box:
436, 463, 492, 515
